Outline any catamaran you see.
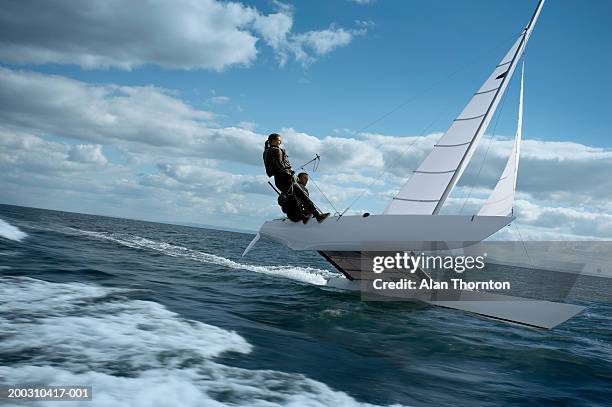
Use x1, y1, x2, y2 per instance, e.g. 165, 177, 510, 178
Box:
244, 0, 585, 328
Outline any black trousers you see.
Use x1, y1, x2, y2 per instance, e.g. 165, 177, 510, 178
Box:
274, 175, 320, 217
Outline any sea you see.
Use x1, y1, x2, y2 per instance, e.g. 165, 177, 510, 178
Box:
0, 204, 610, 407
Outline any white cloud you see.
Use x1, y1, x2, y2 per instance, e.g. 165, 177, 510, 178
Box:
294, 27, 354, 55
210, 96, 230, 105
361, 132, 441, 176
282, 25, 368, 66
222, 201, 240, 215
0, 0, 367, 70
0, 67, 215, 148
153, 163, 270, 196
252, 11, 294, 50
0, 130, 111, 174
455, 136, 612, 210
320, 172, 385, 186
251, 5, 371, 66
279, 127, 383, 172
238, 121, 257, 131
348, 0, 376, 5
0, 131, 275, 227
0, 0, 259, 70
68, 144, 108, 165
0, 68, 385, 172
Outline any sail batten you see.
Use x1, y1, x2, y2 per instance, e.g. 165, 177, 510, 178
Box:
474, 87, 500, 95
385, 0, 544, 216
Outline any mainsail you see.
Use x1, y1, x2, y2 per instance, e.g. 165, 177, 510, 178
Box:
479, 62, 524, 217
385, 0, 544, 215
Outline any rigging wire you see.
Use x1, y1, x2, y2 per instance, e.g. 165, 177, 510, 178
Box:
311, 179, 341, 216
511, 222, 534, 268
352, 32, 521, 135
297, 154, 341, 216
337, 104, 454, 219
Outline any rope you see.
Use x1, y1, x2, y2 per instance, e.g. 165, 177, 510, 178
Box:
311, 178, 340, 216
297, 154, 320, 172
296, 154, 340, 215
337, 99, 458, 219
512, 222, 534, 269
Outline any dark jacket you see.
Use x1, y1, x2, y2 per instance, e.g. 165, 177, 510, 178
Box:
297, 183, 309, 197
263, 145, 294, 179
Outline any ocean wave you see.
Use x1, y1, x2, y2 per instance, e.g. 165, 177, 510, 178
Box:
74, 229, 338, 286
0, 277, 397, 407
0, 218, 27, 242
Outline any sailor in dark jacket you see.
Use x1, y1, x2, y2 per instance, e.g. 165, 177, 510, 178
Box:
263, 133, 329, 223
295, 172, 313, 220
296, 172, 309, 194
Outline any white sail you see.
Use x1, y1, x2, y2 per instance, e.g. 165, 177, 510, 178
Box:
479, 62, 524, 217
385, 0, 544, 215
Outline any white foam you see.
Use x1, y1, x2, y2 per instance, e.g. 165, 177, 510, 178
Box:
0, 218, 27, 241
75, 229, 338, 286
0, 277, 398, 407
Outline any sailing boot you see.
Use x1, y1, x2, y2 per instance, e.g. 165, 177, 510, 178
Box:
315, 213, 330, 223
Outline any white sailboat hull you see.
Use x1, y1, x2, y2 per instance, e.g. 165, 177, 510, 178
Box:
259, 214, 514, 251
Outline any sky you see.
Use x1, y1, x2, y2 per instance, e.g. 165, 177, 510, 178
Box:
1, 0, 611, 239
